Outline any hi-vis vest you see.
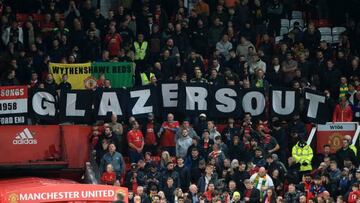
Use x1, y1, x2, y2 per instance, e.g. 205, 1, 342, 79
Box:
134, 41, 148, 60
140, 72, 154, 85
292, 142, 313, 171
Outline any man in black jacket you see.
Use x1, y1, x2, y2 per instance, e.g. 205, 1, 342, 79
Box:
336, 138, 357, 168
243, 179, 260, 203
175, 157, 191, 192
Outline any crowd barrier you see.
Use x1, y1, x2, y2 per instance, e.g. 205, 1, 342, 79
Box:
0, 125, 92, 169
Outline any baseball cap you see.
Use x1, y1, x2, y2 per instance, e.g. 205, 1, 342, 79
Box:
199, 113, 207, 118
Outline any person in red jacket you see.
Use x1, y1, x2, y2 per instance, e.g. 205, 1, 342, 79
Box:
104, 25, 122, 57
348, 183, 360, 203
127, 121, 144, 164
100, 163, 116, 185
333, 96, 353, 122
158, 113, 180, 156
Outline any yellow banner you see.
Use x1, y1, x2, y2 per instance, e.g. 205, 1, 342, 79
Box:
49, 63, 91, 90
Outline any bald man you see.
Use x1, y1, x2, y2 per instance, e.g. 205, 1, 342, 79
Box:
249, 167, 274, 201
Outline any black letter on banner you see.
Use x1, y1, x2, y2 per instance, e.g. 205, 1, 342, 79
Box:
270, 88, 298, 118
32, 91, 56, 116
242, 89, 265, 117
60, 90, 93, 123
304, 89, 328, 123
130, 88, 153, 116
208, 85, 242, 118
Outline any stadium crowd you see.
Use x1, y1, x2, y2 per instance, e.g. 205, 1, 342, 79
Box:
0, 0, 360, 202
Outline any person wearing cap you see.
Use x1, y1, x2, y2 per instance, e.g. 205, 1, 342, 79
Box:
142, 113, 160, 155
195, 113, 208, 136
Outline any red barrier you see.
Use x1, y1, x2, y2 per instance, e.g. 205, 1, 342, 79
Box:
62, 125, 92, 168
0, 125, 91, 169
0, 125, 61, 164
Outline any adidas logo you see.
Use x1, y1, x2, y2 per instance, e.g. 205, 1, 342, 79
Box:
12, 128, 38, 145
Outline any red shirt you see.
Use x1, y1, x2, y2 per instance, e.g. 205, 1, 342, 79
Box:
127, 129, 144, 149
145, 123, 156, 145
332, 104, 353, 122
105, 33, 122, 56
100, 171, 116, 185
160, 121, 179, 147
348, 190, 360, 203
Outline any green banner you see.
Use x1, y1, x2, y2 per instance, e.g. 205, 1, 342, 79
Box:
91, 62, 134, 88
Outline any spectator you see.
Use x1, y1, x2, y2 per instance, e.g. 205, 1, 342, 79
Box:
176, 128, 193, 158
158, 113, 180, 155
100, 163, 117, 185
336, 138, 357, 169
190, 67, 208, 83
207, 120, 220, 141
247, 53, 266, 76
198, 164, 218, 193
97, 126, 121, 152
333, 96, 353, 122
104, 25, 122, 57
216, 34, 233, 61
250, 167, 274, 201
284, 184, 300, 203
127, 121, 144, 164
243, 179, 260, 203
99, 143, 125, 179
175, 157, 191, 192
236, 37, 255, 58
161, 162, 180, 189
